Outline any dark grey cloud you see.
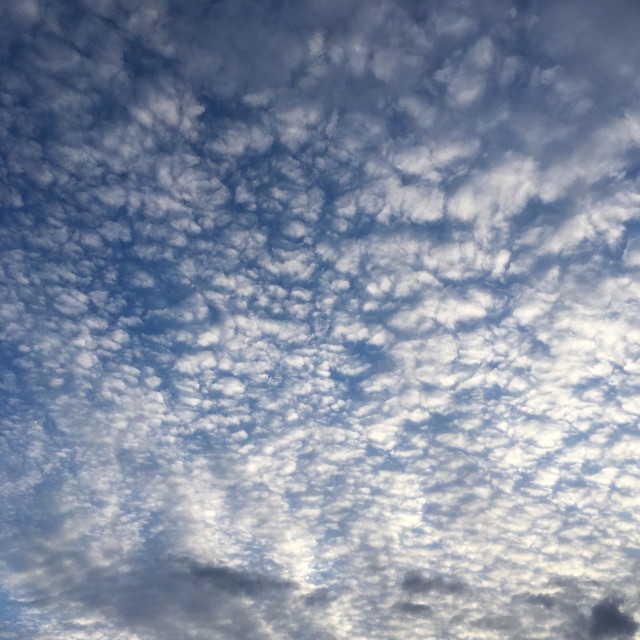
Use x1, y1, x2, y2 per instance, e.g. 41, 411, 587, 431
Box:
393, 601, 433, 618
401, 570, 467, 595
589, 599, 638, 639
189, 561, 295, 597
304, 587, 336, 607
507, 588, 640, 640
3, 0, 640, 638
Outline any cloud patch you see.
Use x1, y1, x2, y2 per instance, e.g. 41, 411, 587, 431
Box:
590, 599, 638, 639
401, 571, 468, 596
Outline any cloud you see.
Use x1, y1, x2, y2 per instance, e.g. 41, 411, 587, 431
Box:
589, 599, 638, 639
525, 593, 556, 609
393, 601, 433, 618
304, 587, 335, 607
188, 561, 296, 596
401, 571, 467, 596
2, 0, 640, 638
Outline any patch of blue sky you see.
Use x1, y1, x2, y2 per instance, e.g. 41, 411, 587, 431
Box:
0, 589, 34, 638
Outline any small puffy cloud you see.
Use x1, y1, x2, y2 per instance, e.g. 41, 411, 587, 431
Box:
175, 351, 217, 374
99, 220, 132, 243
213, 376, 246, 396
189, 562, 295, 596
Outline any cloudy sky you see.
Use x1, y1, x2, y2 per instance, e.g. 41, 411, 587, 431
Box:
2, 0, 640, 638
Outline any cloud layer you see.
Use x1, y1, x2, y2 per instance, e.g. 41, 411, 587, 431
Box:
2, 0, 640, 638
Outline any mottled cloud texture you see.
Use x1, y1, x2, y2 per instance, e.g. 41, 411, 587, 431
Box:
2, 0, 640, 638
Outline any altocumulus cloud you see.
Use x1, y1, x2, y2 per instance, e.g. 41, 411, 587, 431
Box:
2, 0, 640, 639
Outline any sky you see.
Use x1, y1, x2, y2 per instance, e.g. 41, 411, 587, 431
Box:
2, 0, 640, 638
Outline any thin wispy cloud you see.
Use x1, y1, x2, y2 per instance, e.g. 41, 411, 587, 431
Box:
2, 0, 640, 638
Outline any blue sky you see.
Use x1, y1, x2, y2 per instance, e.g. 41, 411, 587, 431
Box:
2, 0, 640, 638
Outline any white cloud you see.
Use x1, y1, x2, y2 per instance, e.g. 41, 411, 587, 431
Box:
447, 154, 539, 239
